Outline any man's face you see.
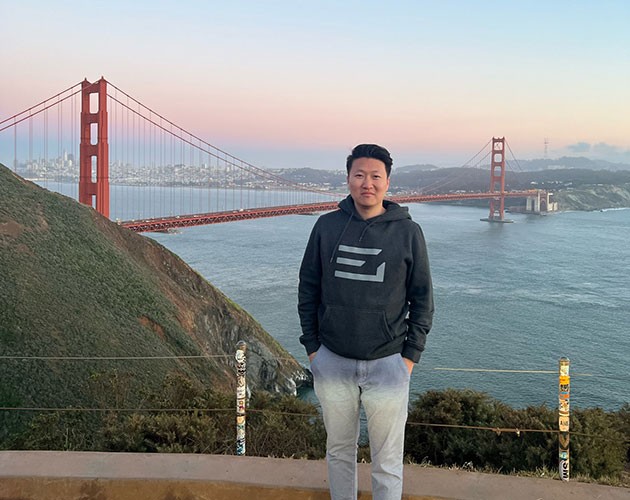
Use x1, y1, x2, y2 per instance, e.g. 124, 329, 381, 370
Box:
347, 157, 390, 216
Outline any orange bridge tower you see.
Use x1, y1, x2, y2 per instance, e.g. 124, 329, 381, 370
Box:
79, 78, 109, 218
481, 137, 512, 223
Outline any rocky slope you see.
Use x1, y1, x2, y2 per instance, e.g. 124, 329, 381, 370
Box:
553, 185, 630, 211
0, 163, 307, 417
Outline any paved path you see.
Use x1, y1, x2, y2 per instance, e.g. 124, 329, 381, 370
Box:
0, 451, 628, 500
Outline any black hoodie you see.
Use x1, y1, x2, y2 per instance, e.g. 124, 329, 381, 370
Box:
298, 195, 434, 363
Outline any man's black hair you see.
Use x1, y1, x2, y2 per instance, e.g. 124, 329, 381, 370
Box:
346, 144, 393, 177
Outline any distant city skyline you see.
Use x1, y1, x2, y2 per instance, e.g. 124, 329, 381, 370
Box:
1, 1, 629, 169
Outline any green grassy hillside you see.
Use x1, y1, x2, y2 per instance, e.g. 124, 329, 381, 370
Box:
0, 164, 305, 440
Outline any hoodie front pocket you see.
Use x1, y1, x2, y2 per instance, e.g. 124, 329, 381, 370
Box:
320, 305, 393, 358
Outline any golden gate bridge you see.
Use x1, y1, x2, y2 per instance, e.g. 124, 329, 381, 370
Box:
0, 78, 549, 232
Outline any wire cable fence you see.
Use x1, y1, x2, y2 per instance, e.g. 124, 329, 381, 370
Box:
1, 352, 627, 445
0, 405, 626, 444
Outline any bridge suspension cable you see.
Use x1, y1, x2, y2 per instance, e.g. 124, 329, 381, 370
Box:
102, 79, 341, 221
105, 80, 337, 197
0, 77, 545, 228
0, 82, 82, 132
417, 138, 492, 194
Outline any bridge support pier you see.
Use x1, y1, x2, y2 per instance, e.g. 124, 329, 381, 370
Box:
79, 78, 109, 218
526, 191, 557, 214
481, 137, 513, 223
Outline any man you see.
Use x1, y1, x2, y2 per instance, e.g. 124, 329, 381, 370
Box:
298, 144, 434, 500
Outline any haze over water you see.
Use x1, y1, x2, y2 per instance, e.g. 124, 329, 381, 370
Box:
149, 202, 630, 411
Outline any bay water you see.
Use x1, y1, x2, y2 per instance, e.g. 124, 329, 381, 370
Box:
149, 203, 630, 411
35, 181, 630, 410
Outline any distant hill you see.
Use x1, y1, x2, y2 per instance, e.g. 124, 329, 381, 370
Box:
272, 164, 440, 186
273, 161, 630, 210
389, 166, 630, 210
0, 163, 306, 438
275, 156, 630, 186
389, 166, 630, 192
273, 167, 346, 188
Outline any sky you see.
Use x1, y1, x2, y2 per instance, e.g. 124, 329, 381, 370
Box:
1, 0, 630, 170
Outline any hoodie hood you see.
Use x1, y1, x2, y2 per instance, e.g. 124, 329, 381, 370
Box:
333, 195, 411, 248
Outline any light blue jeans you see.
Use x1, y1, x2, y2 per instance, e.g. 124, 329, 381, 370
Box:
311, 345, 411, 500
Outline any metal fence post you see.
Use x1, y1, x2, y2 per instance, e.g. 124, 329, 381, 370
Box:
558, 357, 570, 481
235, 340, 247, 456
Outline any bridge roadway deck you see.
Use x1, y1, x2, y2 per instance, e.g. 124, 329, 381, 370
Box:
1, 451, 627, 500
121, 191, 539, 232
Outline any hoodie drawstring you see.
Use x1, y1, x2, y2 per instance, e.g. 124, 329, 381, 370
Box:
358, 221, 374, 242
329, 212, 354, 263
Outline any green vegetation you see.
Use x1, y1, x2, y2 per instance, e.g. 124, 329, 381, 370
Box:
6, 378, 629, 484
10, 372, 326, 459
1, 163, 628, 485
0, 163, 304, 442
405, 389, 629, 482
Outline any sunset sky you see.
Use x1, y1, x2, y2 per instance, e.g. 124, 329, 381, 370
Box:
2, 1, 629, 169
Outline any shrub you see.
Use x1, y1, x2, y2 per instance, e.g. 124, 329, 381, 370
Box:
405, 388, 506, 467
9, 377, 627, 481
246, 392, 325, 459
100, 411, 221, 453
99, 373, 234, 454
616, 403, 630, 462
25, 371, 327, 458
16, 411, 100, 451
570, 407, 625, 477
405, 388, 626, 479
